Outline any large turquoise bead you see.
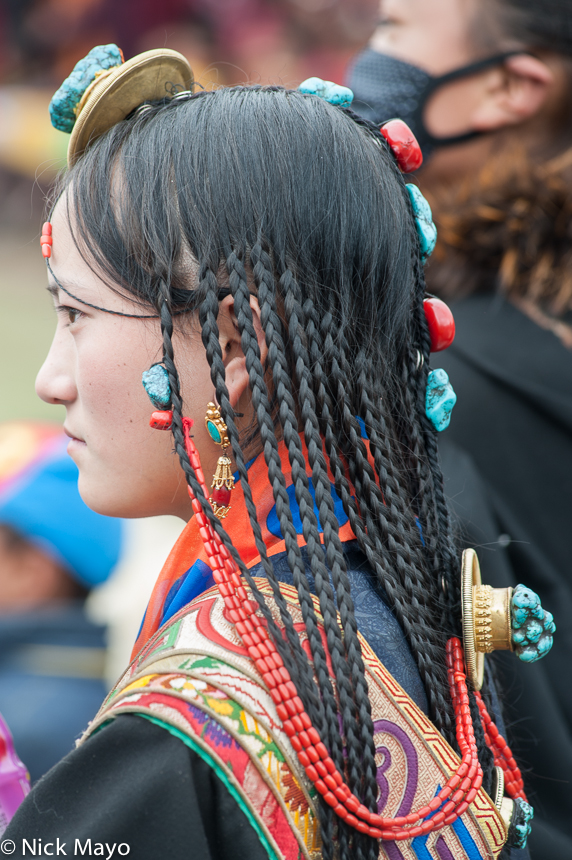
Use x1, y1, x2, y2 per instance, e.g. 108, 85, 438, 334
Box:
298, 77, 354, 107
49, 44, 123, 133
142, 364, 172, 410
510, 583, 555, 662
425, 368, 457, 432
406, 184, 437, 262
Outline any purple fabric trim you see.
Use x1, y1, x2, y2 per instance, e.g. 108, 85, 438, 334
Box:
373, 718, 419, 860
373, 718, 419, 817
435, 835, 456, 860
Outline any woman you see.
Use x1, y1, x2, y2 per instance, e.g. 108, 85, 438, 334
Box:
3, 45, 546, 860
348, 2, 572, 856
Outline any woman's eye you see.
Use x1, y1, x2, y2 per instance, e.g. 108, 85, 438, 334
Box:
56, 305, 83, 325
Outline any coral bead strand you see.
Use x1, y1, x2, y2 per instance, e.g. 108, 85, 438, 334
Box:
182, 420, 483, 839
40, 221, 53, 259
474, 691, 526, 801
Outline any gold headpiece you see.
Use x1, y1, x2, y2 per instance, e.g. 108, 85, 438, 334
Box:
50, 45, 194, 166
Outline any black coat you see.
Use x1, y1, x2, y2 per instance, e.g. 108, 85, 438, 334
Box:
438, 294, 572, 859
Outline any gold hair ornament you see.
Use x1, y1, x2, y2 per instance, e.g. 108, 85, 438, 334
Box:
49, 44, 194, 166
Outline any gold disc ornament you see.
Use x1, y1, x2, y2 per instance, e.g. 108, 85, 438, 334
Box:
50, 46, 194, 166
461, 549, 514, 690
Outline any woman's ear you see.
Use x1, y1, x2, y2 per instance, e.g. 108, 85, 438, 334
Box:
216, 294, 268, 408
424, 53, 555, 139
470, 53, 554, 131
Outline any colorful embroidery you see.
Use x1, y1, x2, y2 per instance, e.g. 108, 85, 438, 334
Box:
85, 581, 507, 860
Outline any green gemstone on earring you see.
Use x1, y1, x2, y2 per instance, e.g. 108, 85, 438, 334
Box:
206, 420, 222, 444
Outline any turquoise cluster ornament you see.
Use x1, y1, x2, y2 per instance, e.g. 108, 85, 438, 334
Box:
298, 77, 354, 106
142, 364, 172, 410
511, 584, 555, 662
406, 184, 437, 262
49, 44, 124, 133
425, 368, 457, 432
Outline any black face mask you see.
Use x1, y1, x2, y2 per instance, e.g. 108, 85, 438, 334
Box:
346, 48, 518, 160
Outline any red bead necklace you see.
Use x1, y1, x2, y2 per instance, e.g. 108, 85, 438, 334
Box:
474, 692, 526, 801
182, 418, 487, 840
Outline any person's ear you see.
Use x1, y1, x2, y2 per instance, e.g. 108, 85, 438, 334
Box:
470, 54, 554, 131
216, 294, 268, 408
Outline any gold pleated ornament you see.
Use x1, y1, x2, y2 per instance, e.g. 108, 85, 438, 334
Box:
204, 402, 234, 519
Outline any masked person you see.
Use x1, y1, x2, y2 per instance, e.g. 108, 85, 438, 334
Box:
0, 422, 123, 782
349, 2, 572, 857
4, 44, 557, 860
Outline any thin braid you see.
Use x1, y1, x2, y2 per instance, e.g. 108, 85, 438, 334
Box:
197, 275, 327, 734
412, 258, 461, 626
157, 279, 319, 709
223, 249, 347, 777
309, 310, 454, 740
408, 234, 495, 785
268, 259, 379, 820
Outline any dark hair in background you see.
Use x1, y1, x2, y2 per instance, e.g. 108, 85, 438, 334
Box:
428, 0, 572, 314
52, 87, 493, 858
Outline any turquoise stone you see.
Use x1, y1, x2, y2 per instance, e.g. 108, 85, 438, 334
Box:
206, 420, 222, 444
406, 184, 437, 262
510, 583, 555, 662
298, 77, 354, 107
425, 369, 457, 432
141, 364, 171, 409
49, 44, 123, 133
513, 799, 534, 850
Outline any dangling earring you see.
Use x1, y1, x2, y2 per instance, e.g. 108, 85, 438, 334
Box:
205, 402, 234, 519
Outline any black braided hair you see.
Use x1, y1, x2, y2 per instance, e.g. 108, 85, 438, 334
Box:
55, 84, 496, 856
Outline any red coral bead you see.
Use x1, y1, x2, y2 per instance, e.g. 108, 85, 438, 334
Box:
380, 119, 423, 173
212, 486, 231, 506
149, 410, 173, 430
42, 222, 52, 236
41, 243, 52, 259
423, 297, 456, 352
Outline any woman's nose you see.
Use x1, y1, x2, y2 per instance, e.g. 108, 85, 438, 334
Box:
35, 330, 77, 406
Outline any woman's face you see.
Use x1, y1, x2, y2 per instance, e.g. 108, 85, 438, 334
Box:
372, 0, 477, 76
36, 200, 217, 522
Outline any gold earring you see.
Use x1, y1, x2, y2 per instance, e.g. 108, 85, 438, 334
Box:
204, 402, 234, 519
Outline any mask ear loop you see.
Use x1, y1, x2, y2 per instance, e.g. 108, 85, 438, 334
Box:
412, 51, 526, 149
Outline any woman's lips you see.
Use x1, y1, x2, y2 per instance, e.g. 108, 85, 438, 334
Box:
64, 427, 86, 448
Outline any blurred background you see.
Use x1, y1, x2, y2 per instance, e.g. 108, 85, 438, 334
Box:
0, 0, 379, 425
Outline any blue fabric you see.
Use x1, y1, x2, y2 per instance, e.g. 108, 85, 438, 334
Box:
0, 438, 122, 587
411, 787, 483, 859
161, 559, 215, 627
266, 479, 349, 538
